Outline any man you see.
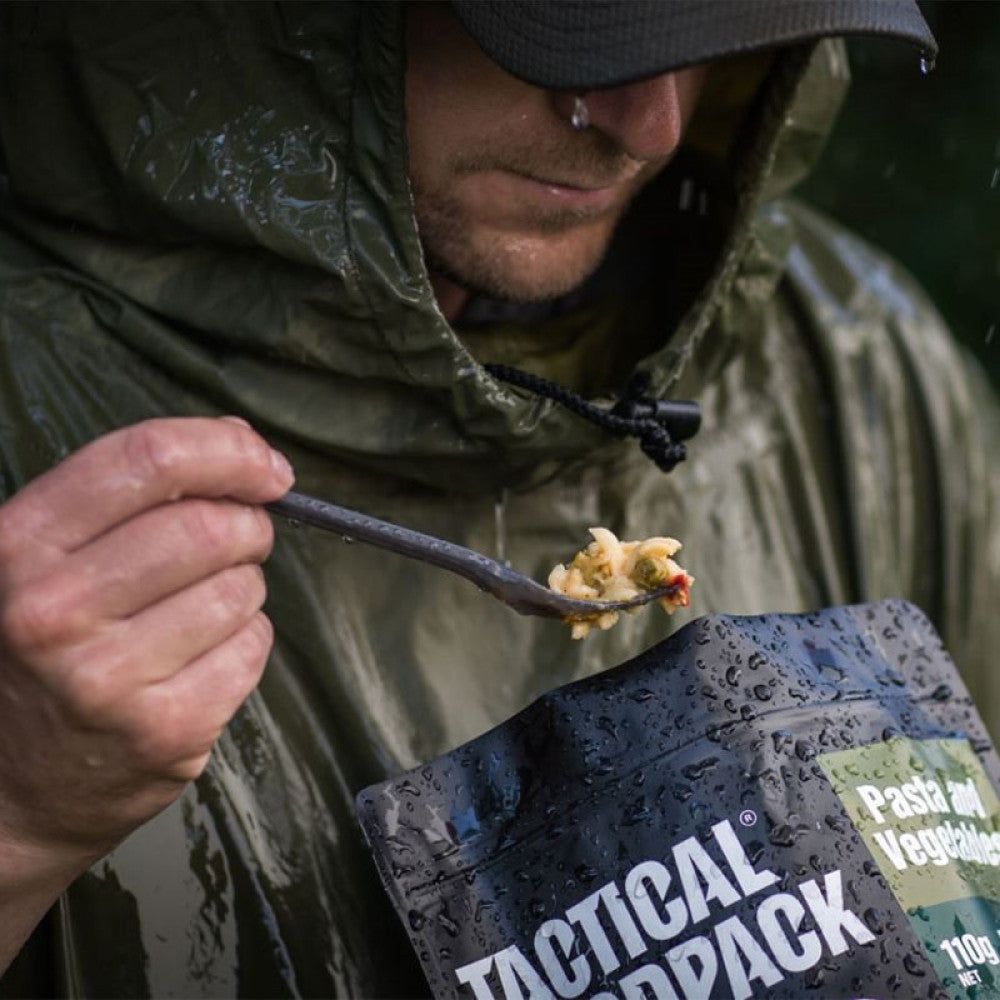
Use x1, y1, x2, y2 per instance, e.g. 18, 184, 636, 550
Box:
0, 1, 997, 996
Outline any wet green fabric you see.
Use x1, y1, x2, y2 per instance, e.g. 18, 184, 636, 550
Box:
0, 2, 998, 997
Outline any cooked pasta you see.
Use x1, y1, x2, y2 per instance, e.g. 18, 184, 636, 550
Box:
548, 527, 693, 638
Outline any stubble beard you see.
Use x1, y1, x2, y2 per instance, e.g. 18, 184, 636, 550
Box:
414, 194, 617, 303
411, 134, 655, 304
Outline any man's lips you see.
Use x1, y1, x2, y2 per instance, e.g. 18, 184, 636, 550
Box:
451, 165, 646, 225
504, 170, 628, 210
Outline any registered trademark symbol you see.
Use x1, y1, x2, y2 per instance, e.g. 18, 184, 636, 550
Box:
738, 809, 758, 827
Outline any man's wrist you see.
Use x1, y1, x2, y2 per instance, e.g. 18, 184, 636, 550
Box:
0, 820, 103, 977
0, 806, 105, 900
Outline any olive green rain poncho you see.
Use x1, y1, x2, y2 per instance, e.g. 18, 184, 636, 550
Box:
1, 3, 999, 997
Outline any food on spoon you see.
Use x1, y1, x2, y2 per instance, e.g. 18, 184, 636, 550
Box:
548, 527, 693, 639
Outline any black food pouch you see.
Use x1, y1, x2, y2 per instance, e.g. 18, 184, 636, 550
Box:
357, 600, 1000, 1000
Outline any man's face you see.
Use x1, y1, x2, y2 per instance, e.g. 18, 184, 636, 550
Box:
405, 4, 706, 304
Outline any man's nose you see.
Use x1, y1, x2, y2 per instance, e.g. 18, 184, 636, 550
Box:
557, 74, 683, 161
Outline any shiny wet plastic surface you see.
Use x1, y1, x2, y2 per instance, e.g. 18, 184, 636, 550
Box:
360, 600, 998, 1000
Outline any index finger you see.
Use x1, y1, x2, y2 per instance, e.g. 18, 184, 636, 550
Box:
0, 417, 294, 556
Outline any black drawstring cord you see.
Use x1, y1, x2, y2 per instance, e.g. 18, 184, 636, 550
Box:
484, 364, 700, 473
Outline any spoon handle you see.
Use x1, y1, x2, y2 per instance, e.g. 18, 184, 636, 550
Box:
266, 491, 678, 619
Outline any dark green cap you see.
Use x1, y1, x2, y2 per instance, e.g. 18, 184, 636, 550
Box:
451, 0, 937, 90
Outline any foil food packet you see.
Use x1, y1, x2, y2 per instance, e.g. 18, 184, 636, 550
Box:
356, 601, 1000, 1000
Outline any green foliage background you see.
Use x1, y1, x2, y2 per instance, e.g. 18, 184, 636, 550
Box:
801, 1, 1000, 387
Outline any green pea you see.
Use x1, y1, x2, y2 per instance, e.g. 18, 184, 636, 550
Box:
634, 557, 667, 589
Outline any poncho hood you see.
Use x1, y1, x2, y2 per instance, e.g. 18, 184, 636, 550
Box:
0, 1, 850, 492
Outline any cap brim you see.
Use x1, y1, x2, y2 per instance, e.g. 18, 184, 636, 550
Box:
451, 0, 937, 91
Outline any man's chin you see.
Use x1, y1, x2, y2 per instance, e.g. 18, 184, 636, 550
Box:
424, 228, 612, 305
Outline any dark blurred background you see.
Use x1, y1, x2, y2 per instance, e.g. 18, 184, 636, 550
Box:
801, 1, 1000, 387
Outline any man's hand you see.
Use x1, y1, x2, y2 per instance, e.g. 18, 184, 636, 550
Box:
0, 417, 294, 971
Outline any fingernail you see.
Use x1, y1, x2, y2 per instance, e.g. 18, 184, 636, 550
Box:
221, 415, 253, 428
270, 448, 294, 482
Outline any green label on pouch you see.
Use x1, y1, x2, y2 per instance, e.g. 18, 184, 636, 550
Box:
820, 738, 1000, 998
